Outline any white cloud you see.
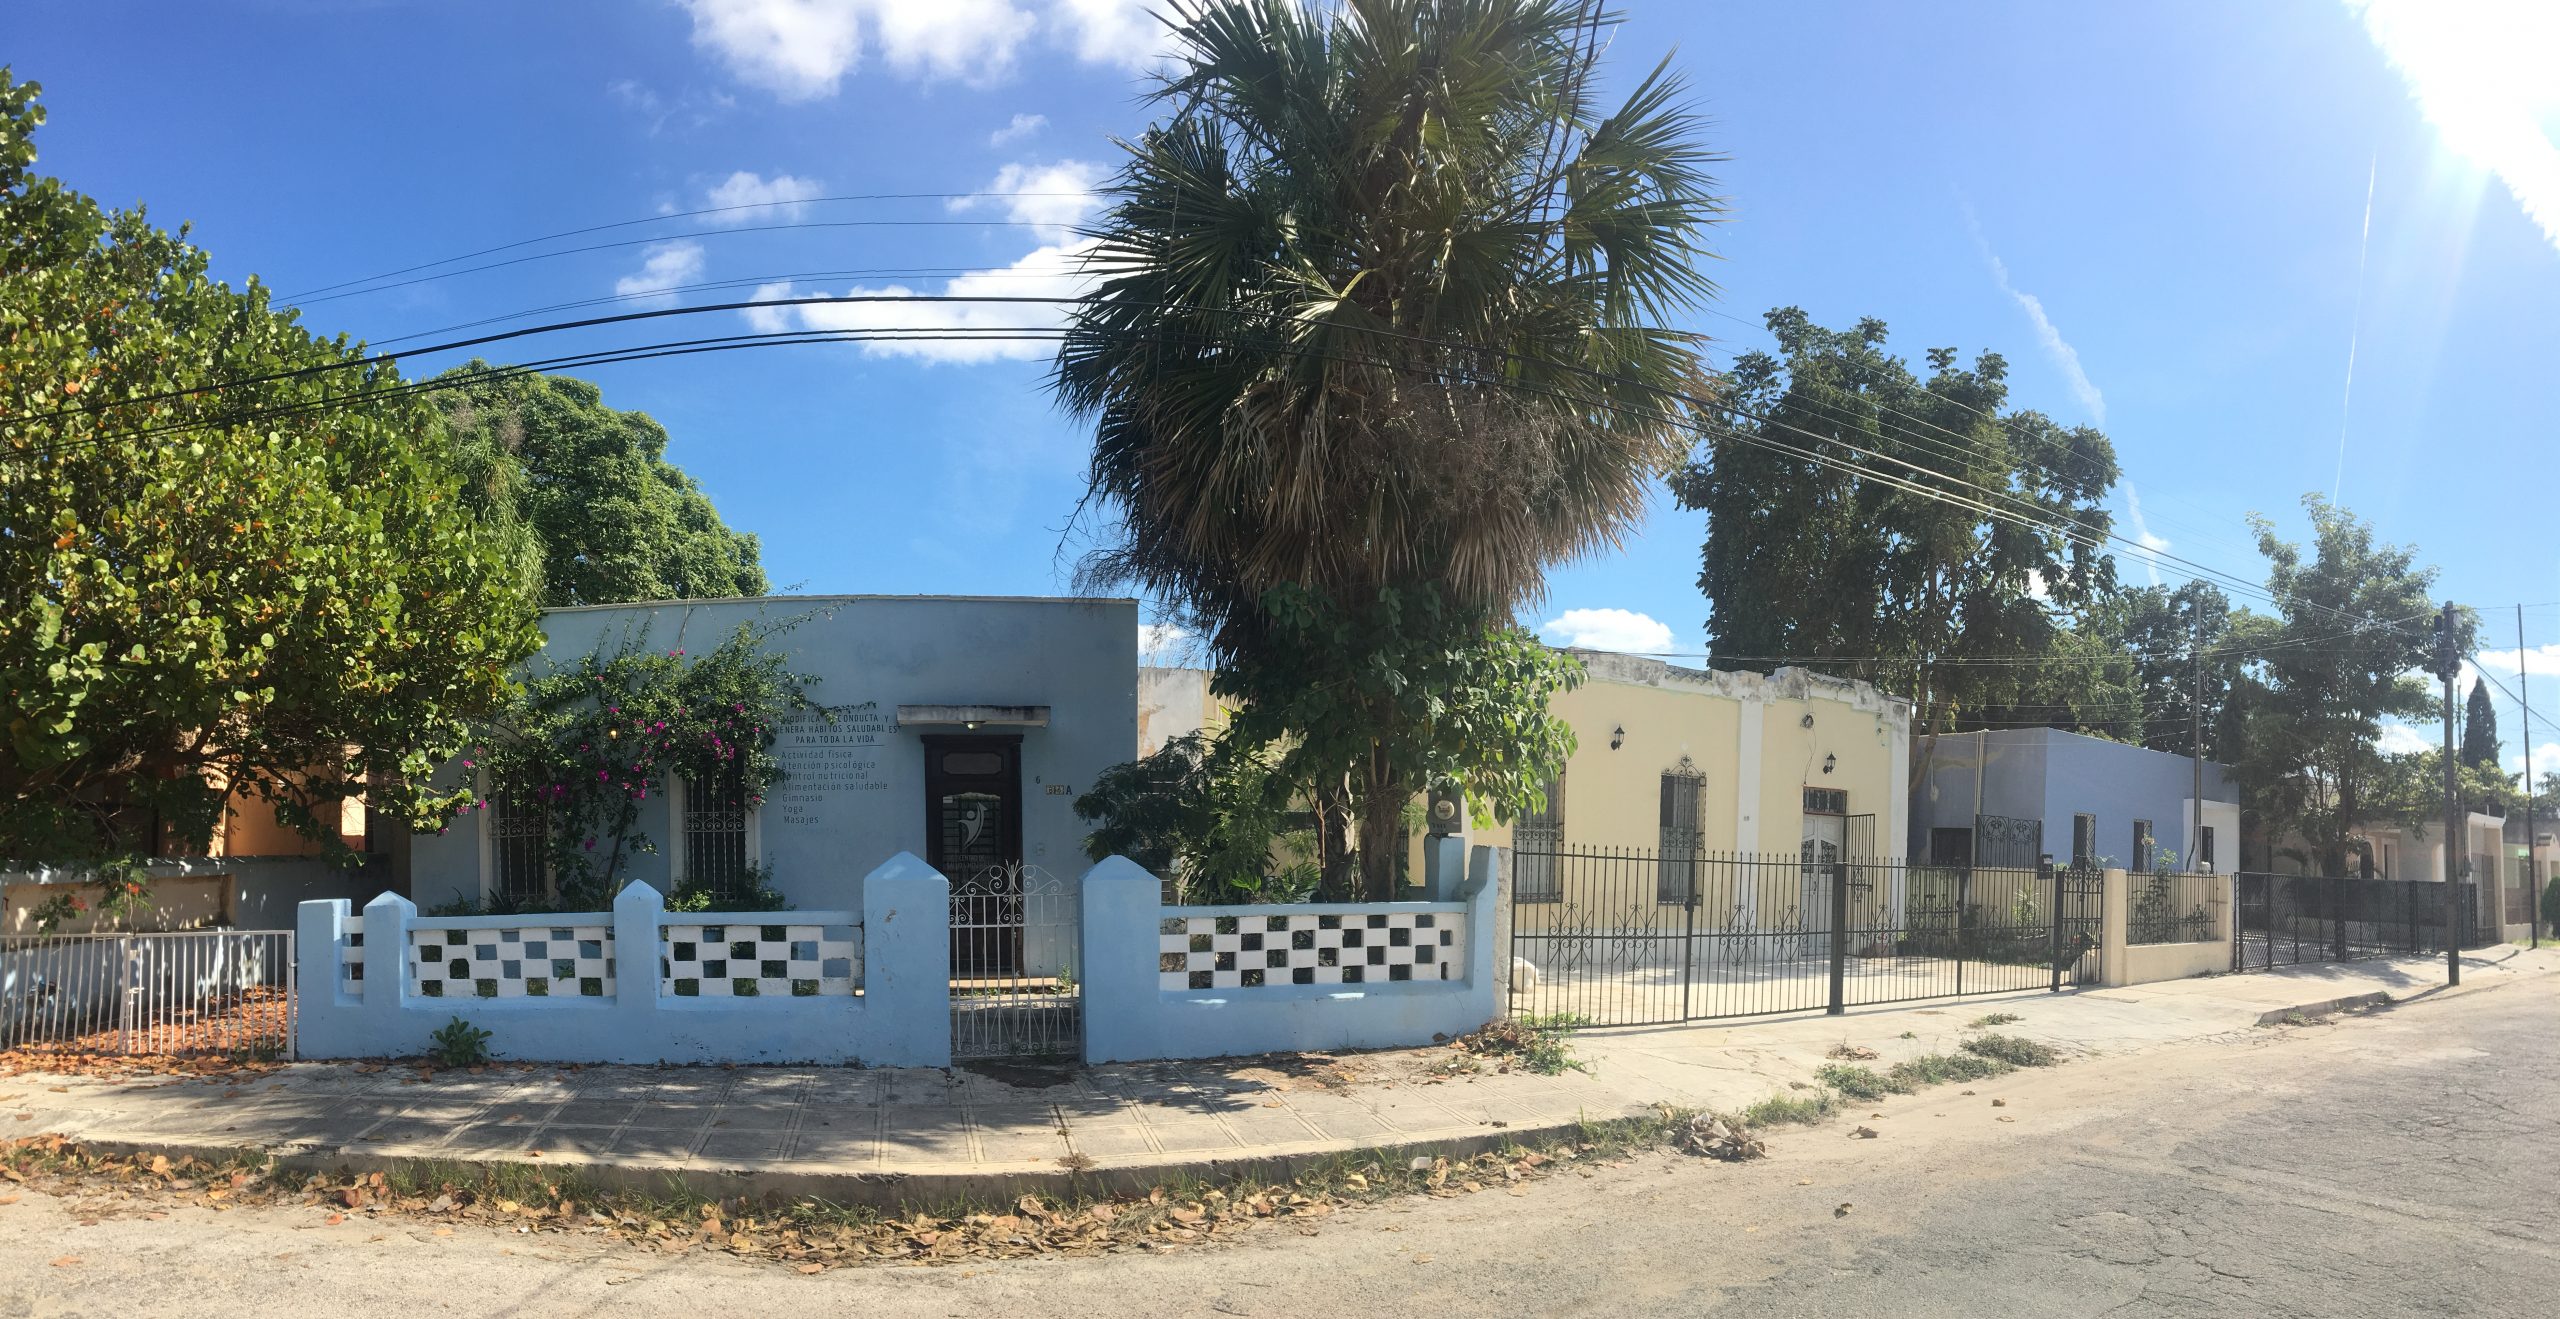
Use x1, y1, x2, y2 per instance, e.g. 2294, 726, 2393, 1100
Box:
679, 0, 1039, 98
949, 159, 1105, 240
1139, 622, 1197, 662
758, 237, 1100, 364
2121, 483, 2172, 587
989, 112, 1048, 147
703, 170, 825, 223
1984, 249, 2106, 425
2347, 0, 2560, 255
2376, 720, 2434, 755
2509, 742, 2560, 775
607, 79, 735, 134
2471, 643, 2560, 675
741, 279, 801, 333
1051, 0, 1179, 71
614, 241, 707, 305
1542, 608, 1676, 655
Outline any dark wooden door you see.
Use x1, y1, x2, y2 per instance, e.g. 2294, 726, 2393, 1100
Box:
924, 735, 1024, 978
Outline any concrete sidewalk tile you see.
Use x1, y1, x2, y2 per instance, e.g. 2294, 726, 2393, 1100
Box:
881, 1071, 959, 1104
622, 1101, 718, 1131
546, 1098, 642, 1127
1207, 1104, 1323, 1146
1282, 1097, 1398, 1142
1061, 1121, 1158, 1158
802, 1072, 884, 1104
702, 1103, 799, 1133
609, 1127, 702, 1161
514, 1127, 618, 1159
354, 1117, 460, 1150
785, 1115, 877, 1166
877, 1105, 974, 1162
1136, 1114, 1242, 1153
695, 1128, 795, 1164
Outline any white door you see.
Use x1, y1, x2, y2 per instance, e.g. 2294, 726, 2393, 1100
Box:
1799, 813, 1846, 953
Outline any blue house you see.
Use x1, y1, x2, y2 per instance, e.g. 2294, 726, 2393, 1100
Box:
1908, 728, 2239, 872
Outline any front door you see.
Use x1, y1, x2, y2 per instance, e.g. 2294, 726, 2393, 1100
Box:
1799, 809, 1846, 953
924, 735, 1025, 978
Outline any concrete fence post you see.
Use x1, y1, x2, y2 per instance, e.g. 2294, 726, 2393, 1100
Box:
2099, 867, 2131, 989
2209, 872, 2236, 949
1463, 845, 1502, 1015
859, 851, 953, 1068
610, 881, 664, 1035
361, 891, 415, 1040
1079, 856, 1163, 1065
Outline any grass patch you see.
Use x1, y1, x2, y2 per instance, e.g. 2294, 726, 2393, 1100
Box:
1960, 1033, 2059, 1067
1813, 1063, 1909, 1102
1741, 1091, 1838, 1127
1457, 1012, 1592, 1076
1885, 1052, 2013, 1089
1968, 1012, 2023, 1028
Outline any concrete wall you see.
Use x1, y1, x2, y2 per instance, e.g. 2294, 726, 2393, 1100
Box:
295, 856, 952, 1067
407, 595, 1137, 928
1911, 728, 2237, 868
1080, 842, 1500, 1064
2099, 868, 2235, 987
1136, 666, 1223, 757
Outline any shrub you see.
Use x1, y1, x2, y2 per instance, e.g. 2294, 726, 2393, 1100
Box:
1886, 1052, 2011, 1089
1960, 1033, 2059, 1067
428, 1017, 494, 1068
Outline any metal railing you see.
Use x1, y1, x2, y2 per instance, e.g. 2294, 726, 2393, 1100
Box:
949, 863, 1081, 1059
2230, 872, 2488, 972
1509, 849, 2099, 1027
0, 929, 295, 1061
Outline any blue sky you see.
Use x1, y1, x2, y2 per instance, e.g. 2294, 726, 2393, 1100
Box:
13, 0, 2559, 770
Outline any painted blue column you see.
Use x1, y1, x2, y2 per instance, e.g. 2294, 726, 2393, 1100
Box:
610, 881, 664, 1043
859, 851, 953, 1068
1421, 835, 1467, 901
1078, 856, 1161, 1065
292, 898, 353, 1057
1462, 845, 1502, 997
360, 890, 415, 1053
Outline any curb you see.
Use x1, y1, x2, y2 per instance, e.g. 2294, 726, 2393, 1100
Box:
43, 1106, 1653, 1212
2254, 991, 2392, 1026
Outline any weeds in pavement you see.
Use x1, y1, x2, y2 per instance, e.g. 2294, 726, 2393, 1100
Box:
1968, 1012, 2023, 1028
426, 1018, 494, 1069
1960, 1033, 2059, 1067
1814, 1064, 1901, 1102
1742, 1091, 1838, 1127
1886, 1053, 2011, 1088
1453, 1012, 1591, 1076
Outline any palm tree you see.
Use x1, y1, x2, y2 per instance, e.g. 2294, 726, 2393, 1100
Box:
1056, 0, 1725, 896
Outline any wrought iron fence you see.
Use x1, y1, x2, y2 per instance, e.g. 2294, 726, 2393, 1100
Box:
0, 929, 295, 1061
2229, 872, 2488, 972
1509, 848, 2097, 1027
949, 863, 1082, 1059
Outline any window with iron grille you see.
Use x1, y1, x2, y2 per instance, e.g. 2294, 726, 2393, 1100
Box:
1658, 760, 1705, 903
2071, 813, 2096, 867
2132, 820, 2154, 873
2198, 825, 2216, 873
487, 789, 551, 903
1802, 787, 1848, 815
1513, 773, 1564, 902
681, 770, 754, 901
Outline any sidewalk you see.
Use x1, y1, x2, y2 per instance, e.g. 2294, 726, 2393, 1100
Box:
6, 944, 2552, 1204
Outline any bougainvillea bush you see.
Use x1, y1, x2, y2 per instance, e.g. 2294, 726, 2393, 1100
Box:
461, 618, 826, 910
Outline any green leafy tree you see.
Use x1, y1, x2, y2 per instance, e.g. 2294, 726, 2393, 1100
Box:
2459, 676, 2499, 773
0, 70, 542, 862
2228, 497, 2467, 875
433, 364, 767, 607
1673, 309, 2119, 733
1072, 733, 1320, 903
1055, 0, 1723, 897
2016, 582, 2247, 756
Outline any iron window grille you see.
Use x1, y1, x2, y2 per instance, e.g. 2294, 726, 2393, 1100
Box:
1658, 759, 1706, 904
1513, 773, 1565, 902
681, 770, 754, 901
487, 789, 552, 903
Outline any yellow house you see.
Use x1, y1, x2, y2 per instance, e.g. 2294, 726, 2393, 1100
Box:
1480, 650, 1913, 860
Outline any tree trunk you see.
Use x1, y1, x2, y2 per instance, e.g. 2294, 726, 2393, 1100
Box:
1355, 744, 1407, 903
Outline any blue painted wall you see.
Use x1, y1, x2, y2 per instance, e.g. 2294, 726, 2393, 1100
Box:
405, 595, 1136, 926
1910, 728, 2235, 865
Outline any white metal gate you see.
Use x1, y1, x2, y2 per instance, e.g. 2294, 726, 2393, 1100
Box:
949, 864, 1081, 1059
0, 929, 295, 1061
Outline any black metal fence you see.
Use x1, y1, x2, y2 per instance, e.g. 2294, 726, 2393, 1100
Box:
2229, 872, 2490, 972
1509, 848, 2101, 1027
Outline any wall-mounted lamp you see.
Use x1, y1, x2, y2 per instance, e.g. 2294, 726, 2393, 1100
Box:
1822, 753, 1837, 775
963, 720, 980, 731
1609, 725, 1625, 750
1799, 713, 1815, 729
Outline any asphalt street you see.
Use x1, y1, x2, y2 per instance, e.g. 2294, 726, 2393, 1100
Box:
4, 976, 2552, 1317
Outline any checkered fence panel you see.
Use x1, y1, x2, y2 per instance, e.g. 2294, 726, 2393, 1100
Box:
407, 922, 615, 1000
659, 922, 861, 998
1158, 909, 1464, 990
339, 915, 364, 1000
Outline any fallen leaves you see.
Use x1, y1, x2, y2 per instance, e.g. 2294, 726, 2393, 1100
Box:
1825, 1044, 1879, 1062
1670, 1113, 1765, 1162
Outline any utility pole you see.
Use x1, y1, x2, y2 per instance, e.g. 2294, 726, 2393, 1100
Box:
2191, 611, 2206, 873
2524, 602, 2539, 950
2437, 601, 2463, 986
